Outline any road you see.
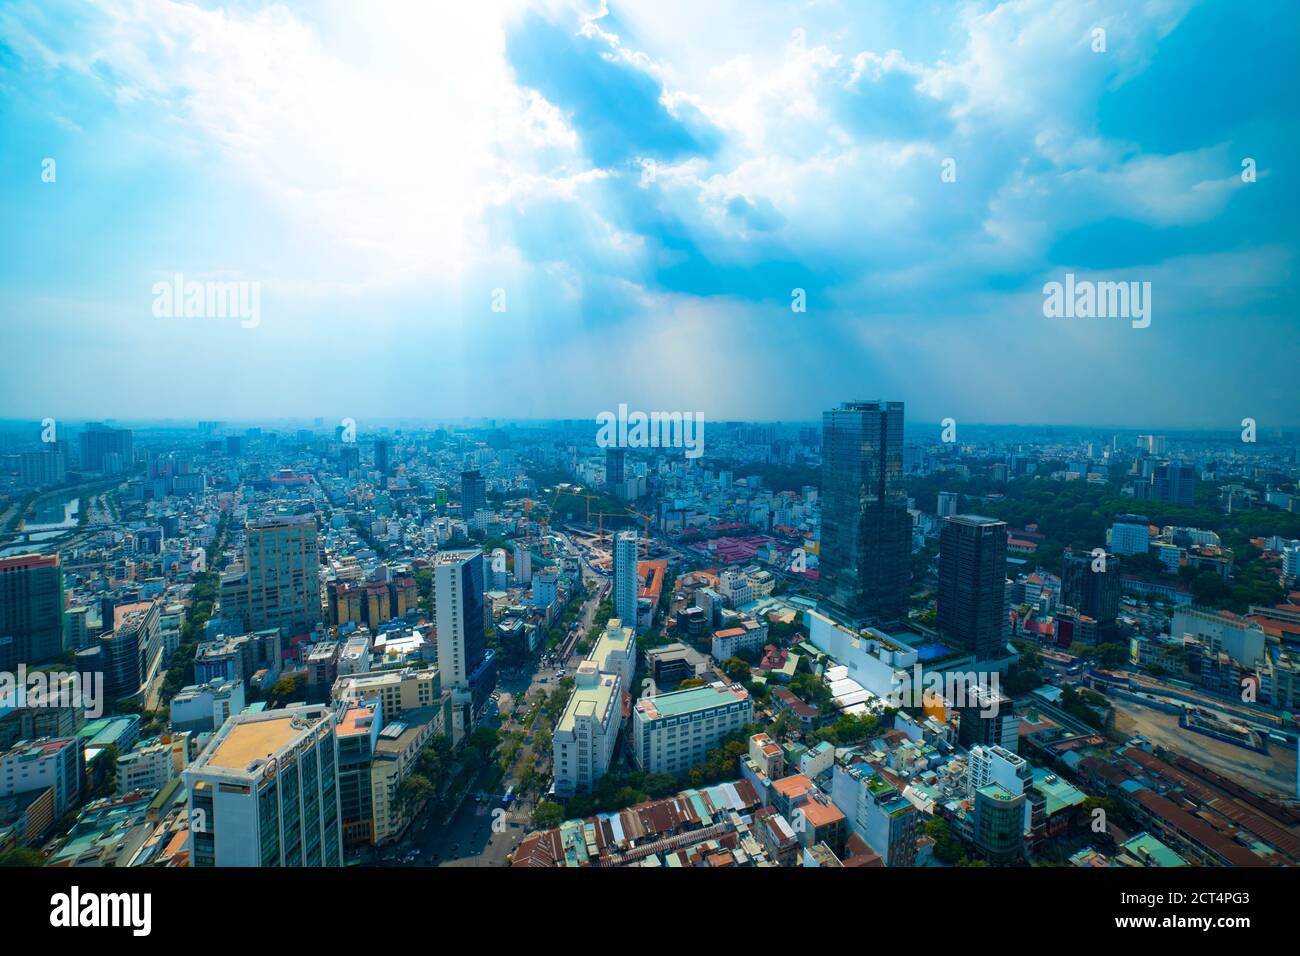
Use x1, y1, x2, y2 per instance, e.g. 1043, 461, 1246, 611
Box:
383, 560, 610, 867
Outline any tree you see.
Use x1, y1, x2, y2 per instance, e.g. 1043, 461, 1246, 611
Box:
533, 800, 566, 828
397, 774, 433, 815
722, 657, 751, 683
0, 848, 44, 867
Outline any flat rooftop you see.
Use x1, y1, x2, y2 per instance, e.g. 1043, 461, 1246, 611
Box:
203, 712, 322, 772
636, 683, 747, 721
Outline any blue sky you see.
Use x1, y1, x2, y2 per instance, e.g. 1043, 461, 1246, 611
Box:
0, 0, 1296, 428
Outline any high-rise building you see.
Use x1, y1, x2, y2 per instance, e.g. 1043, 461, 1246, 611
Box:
613, 530, 639, 628
1151, 461, 1197, 506
219, 514, 323, 635
373, 439, 390, 477
605, 447, 626, 495
818, 400, 910, 626
937, 491, 959, 518
184, 704, 342, 867
512, 540, 532, 585
0, 554, 66, 671
460, 470, 486, 522
937, 514, 1008, 661
1061, 549, 1121, 641
433, 549, 490, 743
957, 684, 1019, 752
79, 423, 133, 473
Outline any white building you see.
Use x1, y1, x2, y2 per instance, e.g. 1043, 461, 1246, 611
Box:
169, 678, 246, 733
1171, 607, 1266, 667
966, 744, 1031, 800
590, 618, 637, 688
513, 540, 532, 586
116, 738, 182, 795
719, 569, 753, 608
937, 492, 959, 518
183, 704, 342, 867
552, 661, 623, 797
630, 682, 752, 775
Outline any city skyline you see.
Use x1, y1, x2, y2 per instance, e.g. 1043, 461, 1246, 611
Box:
2, 0, 1297, 426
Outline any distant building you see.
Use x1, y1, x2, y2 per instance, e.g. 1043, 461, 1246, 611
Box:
219, 514, 323, 635
613, 531, 639, 627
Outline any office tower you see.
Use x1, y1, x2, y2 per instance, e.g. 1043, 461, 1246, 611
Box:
1110, 515, 1150, 556
605, 447, 626, 495
513, 540, 532, 585
1061, 549, 1120, 641
937, 491, 959, 518
957, 684, 1019, 752
972, 783, 1026, 864
340, 445, 360, 478
937, 514, 1008, 661
219, 514, 323, 635
433, 549, 491, 742
1152, 461, 1196, 506
225, 435, 242, 457
96, 599, 162, 701
0, 554, 66, 671
613, 530, 639, 628
184, 705, 342, 867
373, 439, 390, 477
79, 423, 133, 473
818, 400, 910, 626
460, 469, 486, 520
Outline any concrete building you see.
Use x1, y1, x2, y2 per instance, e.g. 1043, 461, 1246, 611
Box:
0, 736, 83, 815
630, 682, 752, 775
219, 514, 323, 636
184, 704, 342, 867
552, 661, 623, 797
0, 553, 66, 671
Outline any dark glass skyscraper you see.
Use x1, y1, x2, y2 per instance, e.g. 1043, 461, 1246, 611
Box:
460, 469, 486, 519
373, 439, 390, 477
818, 400, 910, 626
937, 514, 1008, 661
1061, 548, 1120, 642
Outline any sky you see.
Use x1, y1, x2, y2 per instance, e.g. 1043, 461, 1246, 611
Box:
0, 0, 1296, 429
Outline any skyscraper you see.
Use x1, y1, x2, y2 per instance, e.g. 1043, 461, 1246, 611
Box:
433, 549, 490, 742
184, 704, 342, 866
373, 439, 390, 477
606, 447, 626, 495
613, 530, 639, 629
219, 514, 323, 635
937, 514, 1008, 661
818, 400, 910, 626
460, 469, 486, 521
0, 553, 66, 671
79, 423, 133, 473
1061, 548, 1121, 642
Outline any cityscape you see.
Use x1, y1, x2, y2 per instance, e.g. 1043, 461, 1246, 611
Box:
0, 0, 1296, 933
